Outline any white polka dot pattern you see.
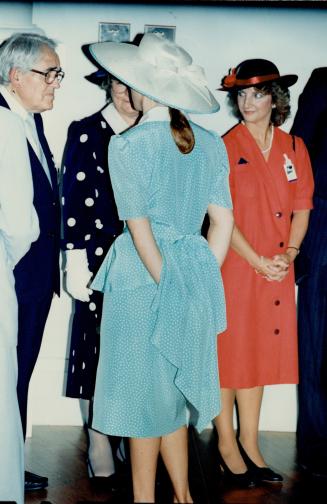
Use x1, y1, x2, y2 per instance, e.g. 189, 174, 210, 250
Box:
85, 198, 94, 207
91, 121, 231, 437
95, 247, 103, 256
67, 218, 76, 227
76, 171, 86, 181
62, 111, 120, 402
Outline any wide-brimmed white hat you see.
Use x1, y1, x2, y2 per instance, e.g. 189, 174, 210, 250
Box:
89, 33, 219, 114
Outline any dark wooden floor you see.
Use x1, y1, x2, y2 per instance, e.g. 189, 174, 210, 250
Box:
24, 426, 323, 504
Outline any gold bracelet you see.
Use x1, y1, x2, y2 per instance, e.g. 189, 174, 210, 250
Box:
254, 256, 264, 275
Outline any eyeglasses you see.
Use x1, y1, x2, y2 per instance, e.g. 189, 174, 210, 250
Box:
30, 67, 65, 84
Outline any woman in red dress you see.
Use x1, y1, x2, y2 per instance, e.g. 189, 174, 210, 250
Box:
215, 59, 314, 486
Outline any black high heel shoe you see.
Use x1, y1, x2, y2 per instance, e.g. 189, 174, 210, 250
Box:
237, 439, 283, 483
217, 450, 256, 488
87, 458, 120, 491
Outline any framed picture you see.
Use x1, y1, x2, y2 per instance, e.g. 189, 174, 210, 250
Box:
144, 24, 176, 42
98, 22, 130, 43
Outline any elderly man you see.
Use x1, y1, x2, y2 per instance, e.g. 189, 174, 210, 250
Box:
0, 32, 63, 491
0, 107, 39, 504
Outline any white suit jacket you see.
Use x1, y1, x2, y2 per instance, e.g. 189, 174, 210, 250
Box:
0, 106, 39, 504
0, 107, 39, 348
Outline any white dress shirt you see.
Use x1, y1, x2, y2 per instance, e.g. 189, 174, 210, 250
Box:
0, 85, 52, 185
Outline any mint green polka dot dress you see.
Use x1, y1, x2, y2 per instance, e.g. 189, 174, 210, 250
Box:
91, 107, 232, 438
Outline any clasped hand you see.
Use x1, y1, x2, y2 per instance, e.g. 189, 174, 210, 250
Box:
65, 249, 93, 302
255, 253, 291, 282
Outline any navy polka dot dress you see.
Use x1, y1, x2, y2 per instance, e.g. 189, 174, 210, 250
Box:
61, 110, 123, 399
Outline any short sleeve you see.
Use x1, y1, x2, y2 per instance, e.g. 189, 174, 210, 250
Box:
208, 132, 233, 209
293, 136, 314, 211
108, 133, 150, 220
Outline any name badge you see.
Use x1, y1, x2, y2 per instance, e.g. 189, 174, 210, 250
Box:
283, 153, 297, 182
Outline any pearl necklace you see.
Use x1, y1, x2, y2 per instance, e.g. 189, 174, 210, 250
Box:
261, 126, 274, 154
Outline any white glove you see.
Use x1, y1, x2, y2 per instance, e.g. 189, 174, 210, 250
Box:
65, 249, 93, 302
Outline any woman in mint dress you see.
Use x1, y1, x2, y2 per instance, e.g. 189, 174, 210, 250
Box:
89, 34, 234, 503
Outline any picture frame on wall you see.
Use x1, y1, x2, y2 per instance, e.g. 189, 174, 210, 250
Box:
98, 22, 130, 42
144, 24, 176, 42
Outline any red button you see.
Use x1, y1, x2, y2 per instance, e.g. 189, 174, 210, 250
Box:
275, 212, 282, 218
274, 329, 280, 335
275, 300, 280, 306
279, 242, 284, 247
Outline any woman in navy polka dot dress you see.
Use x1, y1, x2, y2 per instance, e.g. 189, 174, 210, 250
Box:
61, 69, 139, 479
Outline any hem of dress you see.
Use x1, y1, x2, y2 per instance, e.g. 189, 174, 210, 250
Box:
219, 379, 299, 389
65, 392, 93, 400
92, 420, 188, 438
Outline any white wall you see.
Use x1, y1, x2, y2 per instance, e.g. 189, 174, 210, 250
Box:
2, 2, 325, 432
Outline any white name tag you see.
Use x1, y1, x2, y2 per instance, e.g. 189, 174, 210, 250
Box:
283, 153, 297, 182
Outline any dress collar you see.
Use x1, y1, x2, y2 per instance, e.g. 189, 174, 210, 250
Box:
101, 102, 130, 134
139, 105, 170, 125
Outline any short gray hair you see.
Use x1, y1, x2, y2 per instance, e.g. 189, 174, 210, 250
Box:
0, 32, 57, 85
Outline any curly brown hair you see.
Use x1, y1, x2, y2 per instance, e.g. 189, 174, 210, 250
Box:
227, 81, 291, 126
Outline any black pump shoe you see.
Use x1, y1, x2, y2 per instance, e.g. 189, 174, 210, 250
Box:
237, 439, 283, 483
87, 458, 120, 491
25, 470, 48, 492
217, 450, 256, 488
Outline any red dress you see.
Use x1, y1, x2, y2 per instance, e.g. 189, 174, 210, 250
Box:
218, 123, 314, 388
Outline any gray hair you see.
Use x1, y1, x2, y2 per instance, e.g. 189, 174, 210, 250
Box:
0, 32, 57, 85
100, 74, 113, 103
